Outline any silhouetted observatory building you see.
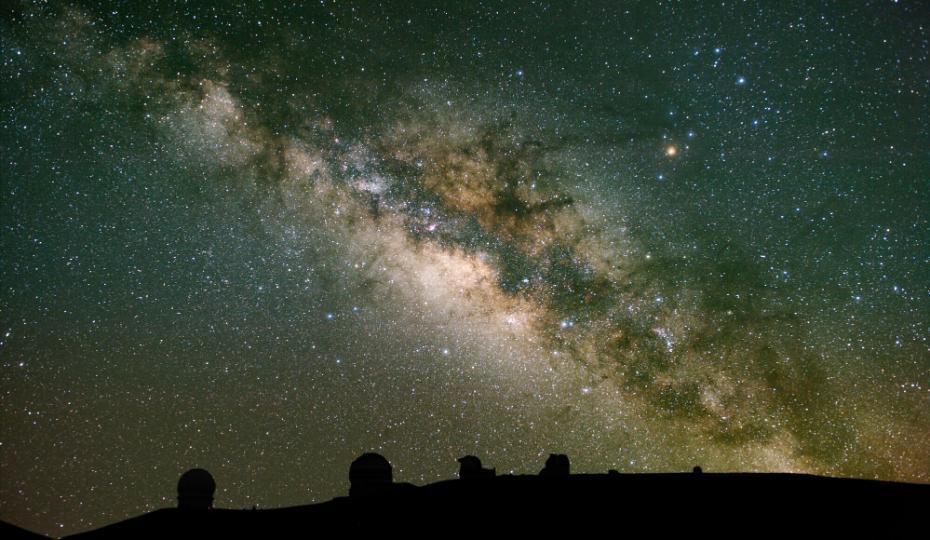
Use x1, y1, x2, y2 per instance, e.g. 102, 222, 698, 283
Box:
57, 453, 928, 538
348, 453, 393, 496
176, 468, 216, 510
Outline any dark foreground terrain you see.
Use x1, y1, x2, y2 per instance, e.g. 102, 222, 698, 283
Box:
5, 468, 926, 538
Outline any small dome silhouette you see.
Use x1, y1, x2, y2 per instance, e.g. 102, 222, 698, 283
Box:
177, 468, 216, 509
349, 453, 393, 497
458, 455, 481, 466
458, 455, 495, 479
540, 454, 570, 477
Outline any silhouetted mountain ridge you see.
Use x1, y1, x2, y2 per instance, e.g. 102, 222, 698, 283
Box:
70, 465, 930, 537
5, 455, 928, 538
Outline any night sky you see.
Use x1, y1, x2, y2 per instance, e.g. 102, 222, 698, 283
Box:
2, 1, 929, 536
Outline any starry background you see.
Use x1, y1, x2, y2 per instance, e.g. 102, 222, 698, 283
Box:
1, 0, 928, 536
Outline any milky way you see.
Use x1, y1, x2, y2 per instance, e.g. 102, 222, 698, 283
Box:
1, 2, 928, 536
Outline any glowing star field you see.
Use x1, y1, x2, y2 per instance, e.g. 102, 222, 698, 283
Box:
1, 2, 928, 536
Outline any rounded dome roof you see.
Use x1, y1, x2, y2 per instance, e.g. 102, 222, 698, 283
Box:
177, 468, 216, 495
350, 453, 392, 473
